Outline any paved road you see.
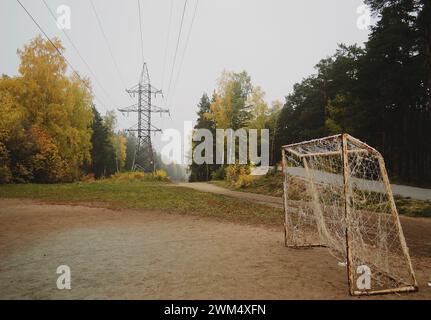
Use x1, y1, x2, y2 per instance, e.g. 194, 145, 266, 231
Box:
390, 184, 431, 201
286, 167, 431, 201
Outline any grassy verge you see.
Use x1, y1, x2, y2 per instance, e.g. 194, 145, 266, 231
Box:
0, 180, 284, 227
394, 196, 431, 218
212, 174, 431, 218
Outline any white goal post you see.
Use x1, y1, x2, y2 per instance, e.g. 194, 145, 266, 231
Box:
281, 134, 418, 296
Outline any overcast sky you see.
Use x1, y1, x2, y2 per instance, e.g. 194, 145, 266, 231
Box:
1, 0, 370, 150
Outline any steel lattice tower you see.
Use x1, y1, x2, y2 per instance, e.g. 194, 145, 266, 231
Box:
118, 63, 169, 172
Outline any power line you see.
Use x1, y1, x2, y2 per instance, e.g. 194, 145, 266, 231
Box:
89, 0, 128, 90
15, 0, 107, 109
169, 0, 199, 106
165, 0, 188, 103
160, 0, 174, 92
137, 0, 145, 65
42, 0, 113, 108
118, 63, 169, 172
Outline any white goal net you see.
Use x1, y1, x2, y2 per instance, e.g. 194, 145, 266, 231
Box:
282, 134, 417, 295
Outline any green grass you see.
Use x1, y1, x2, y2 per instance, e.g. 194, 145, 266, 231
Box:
0, 180, 284, 227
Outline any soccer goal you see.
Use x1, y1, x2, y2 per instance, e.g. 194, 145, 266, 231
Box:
281, 134, 417, 296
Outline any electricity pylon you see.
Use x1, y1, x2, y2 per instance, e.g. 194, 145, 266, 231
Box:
118, 63, 169, 172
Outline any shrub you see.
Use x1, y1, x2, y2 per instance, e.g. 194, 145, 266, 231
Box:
106, 170, 170, 183
132, 172, 146, 180
235, 174, 254, 188
211, 166, 226, 180
110, 172, 146, 182
153, 169, 169, 181
226, 164, 251, 185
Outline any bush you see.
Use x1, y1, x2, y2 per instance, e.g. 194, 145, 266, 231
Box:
224, 163, 257, 188
226, 164, 250, 185
110, 172, 146, 182
211, 166, 226, 180
153, 169, 169, 181
235, 174, 254, 188
106, 170, 170, 183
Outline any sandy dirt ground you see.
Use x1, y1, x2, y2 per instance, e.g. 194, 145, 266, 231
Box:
0, 199, 430, 300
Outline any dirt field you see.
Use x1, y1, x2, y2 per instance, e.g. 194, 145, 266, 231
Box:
0, 199, 430, 300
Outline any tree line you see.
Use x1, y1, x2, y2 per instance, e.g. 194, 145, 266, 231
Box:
0, 36, 122, 183
0, 36, 187, 183
191, 0, 431, 186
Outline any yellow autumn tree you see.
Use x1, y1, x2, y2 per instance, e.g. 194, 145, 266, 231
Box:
247, 86, 269, 130
112, 134, 127, 171
0, 35, 94, 183
0, 83, 26, 183
205, 70, 253, 130
103, 110, 127, 172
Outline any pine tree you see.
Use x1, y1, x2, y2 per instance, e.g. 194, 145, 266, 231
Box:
189, 93, 215, 182
88, 106, 116, 178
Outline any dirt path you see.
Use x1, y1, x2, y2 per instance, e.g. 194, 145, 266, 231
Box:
0, 199, 430, 300
177, 182, 431, 213
176, 182, 284, 208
